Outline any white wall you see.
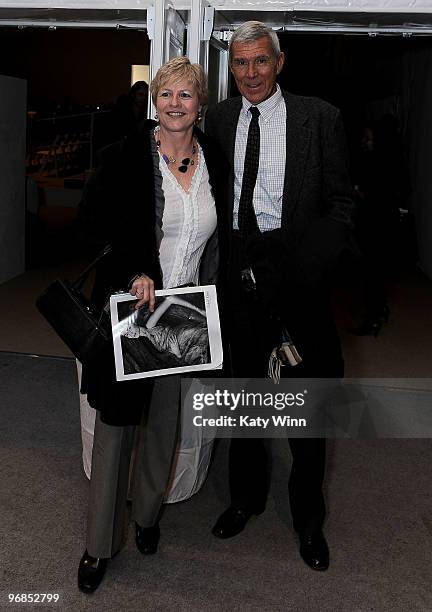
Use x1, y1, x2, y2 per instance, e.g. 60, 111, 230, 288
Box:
0, 75, 26, 284
403, 49, 432, 280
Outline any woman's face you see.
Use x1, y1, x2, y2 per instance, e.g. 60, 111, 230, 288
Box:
155, 78, 200, 134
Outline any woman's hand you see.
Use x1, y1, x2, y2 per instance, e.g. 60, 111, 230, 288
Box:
130, 274, 155, 311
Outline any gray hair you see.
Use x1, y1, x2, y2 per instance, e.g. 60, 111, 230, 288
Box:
229, 21, 281, 64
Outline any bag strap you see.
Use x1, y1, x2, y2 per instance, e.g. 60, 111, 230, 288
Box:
72, 244, 112, 291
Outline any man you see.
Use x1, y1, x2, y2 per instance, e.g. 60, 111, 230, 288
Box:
205, 21, 354, 571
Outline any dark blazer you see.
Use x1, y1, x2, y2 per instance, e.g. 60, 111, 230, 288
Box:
76, 119, 228, 425
205, 91, 355, 373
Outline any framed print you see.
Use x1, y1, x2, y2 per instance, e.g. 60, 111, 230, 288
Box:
110, 285, 223, 381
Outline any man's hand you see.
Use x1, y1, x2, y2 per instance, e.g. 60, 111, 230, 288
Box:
245, 233, 285, 311
130, 274, 155, 311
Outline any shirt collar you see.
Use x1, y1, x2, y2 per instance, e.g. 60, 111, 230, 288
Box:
241, 83, 283, 122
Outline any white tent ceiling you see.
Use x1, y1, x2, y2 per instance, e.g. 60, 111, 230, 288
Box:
213, 11, 432, 32
0, 0, 430, 12
207, 0, 432, 11
0, 1, 149, 8
0, 1, 431, 33
0, 6, 148, 28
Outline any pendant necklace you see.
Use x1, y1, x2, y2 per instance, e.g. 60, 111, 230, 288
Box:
155, 127, 197, 173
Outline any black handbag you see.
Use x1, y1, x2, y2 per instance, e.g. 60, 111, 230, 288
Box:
36, 245, 112, 364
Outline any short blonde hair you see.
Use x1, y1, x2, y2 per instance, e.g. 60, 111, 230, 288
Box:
150, 56, 208, 106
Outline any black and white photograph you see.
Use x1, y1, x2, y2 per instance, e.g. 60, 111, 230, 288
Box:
110, 285, 223, 380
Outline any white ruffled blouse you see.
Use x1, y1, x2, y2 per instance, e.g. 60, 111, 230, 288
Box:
158, 144, 217, 289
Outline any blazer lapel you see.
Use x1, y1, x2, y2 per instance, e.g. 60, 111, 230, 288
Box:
281, 92, 311, 228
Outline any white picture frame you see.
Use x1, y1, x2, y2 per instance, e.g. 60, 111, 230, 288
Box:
110, 285, 223, 381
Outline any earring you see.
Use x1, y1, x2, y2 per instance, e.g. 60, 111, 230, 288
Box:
196, 109, 202, 124
155, 112, 159, 121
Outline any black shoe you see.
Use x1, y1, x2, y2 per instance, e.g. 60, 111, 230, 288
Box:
135, 523, 160, 555
78, 550, 108, 593
212, 506, 262, 539
299, 530, 329, 571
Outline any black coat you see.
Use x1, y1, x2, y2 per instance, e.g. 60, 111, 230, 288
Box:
77, 120, 228, 426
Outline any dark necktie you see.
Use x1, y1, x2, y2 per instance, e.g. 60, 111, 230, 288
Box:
238, 106, 260, 237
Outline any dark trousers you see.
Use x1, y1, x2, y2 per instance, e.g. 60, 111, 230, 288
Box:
226, 247, 343, 533
228, 437, 326, 534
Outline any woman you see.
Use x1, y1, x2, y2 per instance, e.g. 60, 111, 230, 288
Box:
77, 57, 227, 593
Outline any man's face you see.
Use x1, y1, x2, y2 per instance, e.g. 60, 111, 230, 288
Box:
230, 36, 285, 105
133, 88, 148, 110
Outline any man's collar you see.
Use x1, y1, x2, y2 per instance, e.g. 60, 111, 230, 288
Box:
241, 84, 283, 121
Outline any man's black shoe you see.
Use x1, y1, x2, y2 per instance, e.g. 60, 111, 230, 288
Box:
212, 506, 262, 539
78, 550, 108, 593
299, 530, 329, 571
135, 523, 160, 555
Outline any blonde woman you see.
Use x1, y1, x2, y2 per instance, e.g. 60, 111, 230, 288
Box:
77, 57, 227, 593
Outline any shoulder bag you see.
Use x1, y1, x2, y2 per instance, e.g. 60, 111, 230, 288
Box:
36, 245, 112, 364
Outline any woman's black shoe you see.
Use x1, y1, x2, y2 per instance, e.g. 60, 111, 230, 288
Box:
77, 550, 108, 593
135, 523, 160, 555
349, 305, 390, 337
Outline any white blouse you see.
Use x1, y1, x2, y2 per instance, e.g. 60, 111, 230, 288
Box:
158, 144, 217, 289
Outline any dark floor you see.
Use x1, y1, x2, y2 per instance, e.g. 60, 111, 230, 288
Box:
1, 245, 432, 610
1, 352, 432, 611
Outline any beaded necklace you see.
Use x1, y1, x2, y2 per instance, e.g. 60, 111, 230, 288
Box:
154, 126, 197, 173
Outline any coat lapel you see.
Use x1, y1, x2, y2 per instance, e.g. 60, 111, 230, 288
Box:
224, 99, 242, 230
281, 91, 311, 228
196, 126, 223, 223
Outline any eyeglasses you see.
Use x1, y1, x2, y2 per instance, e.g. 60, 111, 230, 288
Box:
231, 57, 275, 72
